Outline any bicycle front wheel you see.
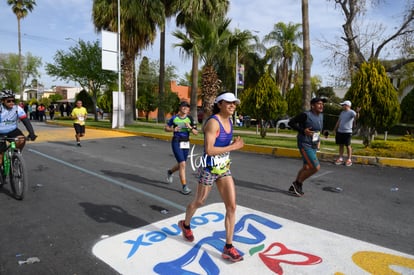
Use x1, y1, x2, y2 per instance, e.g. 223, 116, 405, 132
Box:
10, 153, 28, 200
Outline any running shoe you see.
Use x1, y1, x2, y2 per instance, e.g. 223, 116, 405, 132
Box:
289, 181, 304, 196
181, 185, 191, 195
77, 142, 81, 147
178, 220, 194, 242
166, 170, 173, 184
222, 246, 244, 262
345, 159, 353, 166
335, 158, 343, 165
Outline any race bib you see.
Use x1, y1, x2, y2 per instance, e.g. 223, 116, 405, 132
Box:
210, 153, 231, 175
78, 116, 85, 121
179, 141, 190, 149
312, 131, 320, 142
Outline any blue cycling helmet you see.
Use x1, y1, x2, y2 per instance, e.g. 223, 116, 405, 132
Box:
0, 90, 15, 99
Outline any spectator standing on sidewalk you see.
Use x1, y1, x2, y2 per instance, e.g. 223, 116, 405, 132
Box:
333, 100, 360, 167
37, 103, 46, 122
165, 101, 198, 195
66, 103, 72, 117
48, 104, 56, 120
59, 104, 65, 117
288, 97, 326, 197
178, 92, 245, 262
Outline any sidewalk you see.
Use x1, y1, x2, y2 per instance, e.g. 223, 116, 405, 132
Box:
232, 128, 413, 168
233, 127, 364, 144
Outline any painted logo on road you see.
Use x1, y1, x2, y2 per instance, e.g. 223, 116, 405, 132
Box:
93, 203, 414, 274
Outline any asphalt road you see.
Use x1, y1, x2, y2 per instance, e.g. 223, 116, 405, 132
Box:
0, 121, 412, 274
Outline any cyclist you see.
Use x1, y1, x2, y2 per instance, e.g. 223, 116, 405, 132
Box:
0, 90, 37, 165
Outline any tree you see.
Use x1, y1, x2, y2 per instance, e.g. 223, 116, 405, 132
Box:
98, 88, 113, 115
46, 39, 117, 121
286, 84, 302, 117
137, 57, 157, 121
217, 28, 258, 92
263, 22, 303, 97
48, 94, 63, 103
174, 16, 233, 119
400, 88, 414, 123
0, 52, 41, 92
345, 60, 401, 146
158, 63, 179, 116
7, 0, 36, 96
301, 0, 311, 111
240, 73, 287, 137
394, 57, 414, 98
136, 56, 178, 120
92, 0, 164, 125
240, 51, 267, 91
316, 86, 340, 103
76, 90, 93, 112
326, 0, 414, 82
157, 0, 179, 123
174, 0, 230, 121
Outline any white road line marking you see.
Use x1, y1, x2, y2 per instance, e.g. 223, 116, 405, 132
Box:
28, 148, 186, 212
311, 170, 333, 179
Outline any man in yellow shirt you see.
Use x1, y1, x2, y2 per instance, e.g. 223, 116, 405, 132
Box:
71, 100, 88, 147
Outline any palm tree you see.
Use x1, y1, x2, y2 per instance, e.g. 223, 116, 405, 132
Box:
92, 0, 164, 125
7, 0, 36, 97
174, 16, 233, 118
157, 0, 179, 123
301, 0, 311, 111
173, 0, 229, 120
218, 29, 259, 92
263, 22, 303, 97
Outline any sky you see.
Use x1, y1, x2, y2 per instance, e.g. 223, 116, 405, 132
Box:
0, 0, 409, 89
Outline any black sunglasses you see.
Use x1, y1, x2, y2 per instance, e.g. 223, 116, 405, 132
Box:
5, 99, 15, 103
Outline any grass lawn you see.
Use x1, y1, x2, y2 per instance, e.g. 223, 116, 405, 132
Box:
51, 118, 413, 159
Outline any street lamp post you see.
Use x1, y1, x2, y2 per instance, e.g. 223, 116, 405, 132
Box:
234, 45, 238, 125
117, 0, 122, 128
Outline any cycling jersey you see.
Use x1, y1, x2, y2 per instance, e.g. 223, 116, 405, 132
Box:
167, 115, 195, 141
0, 105, 27, 134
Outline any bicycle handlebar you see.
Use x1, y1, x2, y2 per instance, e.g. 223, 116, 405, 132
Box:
0, 136, 28, 142
0, 135, 37, 142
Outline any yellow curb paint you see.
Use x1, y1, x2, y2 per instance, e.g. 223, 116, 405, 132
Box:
45, 122, 413, 169
378, 157, 414, 168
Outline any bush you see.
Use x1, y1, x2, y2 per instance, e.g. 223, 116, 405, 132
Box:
354, 139, 414, 159
387, 124, 414, 135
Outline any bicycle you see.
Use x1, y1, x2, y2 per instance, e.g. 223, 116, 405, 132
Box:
0, 136, 28, 200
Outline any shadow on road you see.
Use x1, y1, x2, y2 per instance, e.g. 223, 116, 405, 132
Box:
235, 177, 293, 196
101, 169, 182, 195
79, 202, 145, 228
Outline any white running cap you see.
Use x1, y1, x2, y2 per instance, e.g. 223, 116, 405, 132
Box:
215, 92, 240, 104
340, 100, 352, 107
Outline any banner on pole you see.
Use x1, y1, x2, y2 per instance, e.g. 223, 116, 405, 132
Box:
102, 30, 118, 72
237, 64, 245, 89
112, 91, 125, 128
